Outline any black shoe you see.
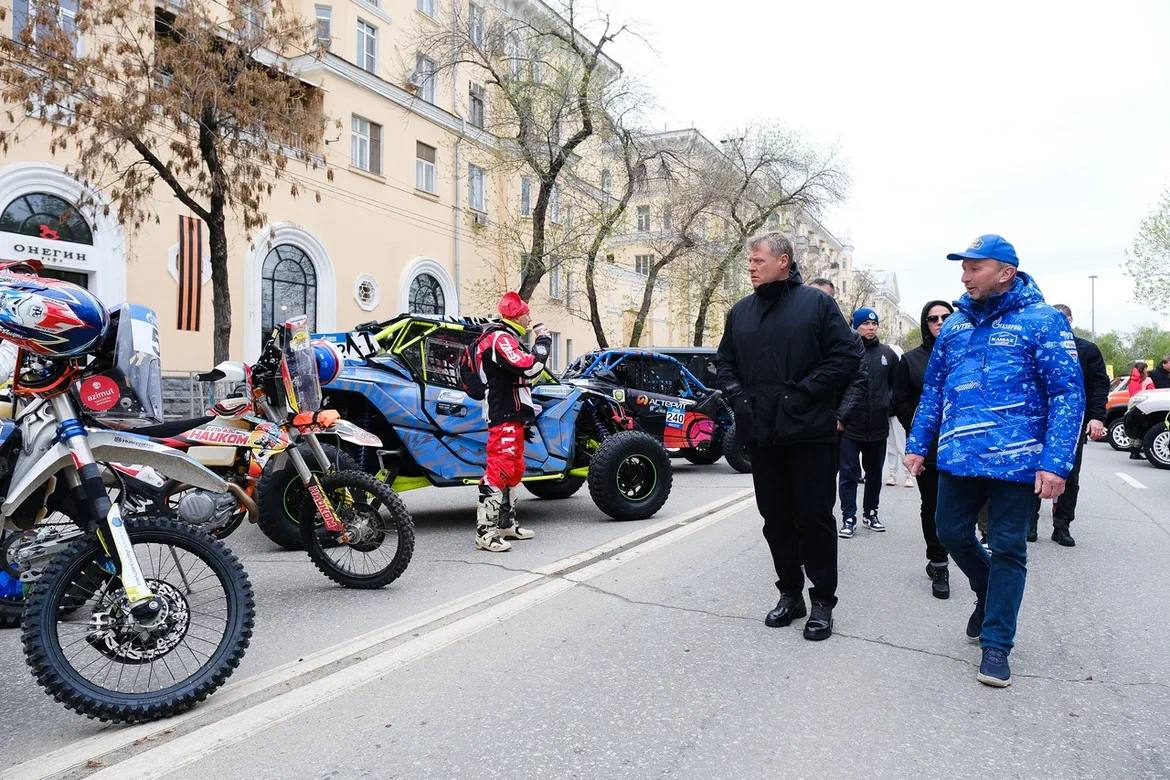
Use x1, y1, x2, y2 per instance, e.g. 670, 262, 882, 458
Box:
1026, 521, 1038, 542
803, 602, 833, 641
1052, 526, 1076, 547
966, 600, 985, 644
926, 563, 950, 600
764, 593, 807, 627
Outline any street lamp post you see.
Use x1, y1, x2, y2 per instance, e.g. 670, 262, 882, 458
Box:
1089, 274, 1098, 338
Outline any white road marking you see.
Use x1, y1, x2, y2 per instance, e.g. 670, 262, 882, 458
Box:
1115, 472, 1147, 490
4, 489, 756, 780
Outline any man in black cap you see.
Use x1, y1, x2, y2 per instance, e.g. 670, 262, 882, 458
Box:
836, 307, 898, 539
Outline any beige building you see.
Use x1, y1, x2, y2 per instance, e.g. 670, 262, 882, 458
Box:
0, 0, 620, 372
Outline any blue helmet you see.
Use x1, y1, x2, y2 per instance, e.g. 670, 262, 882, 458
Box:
0, 268, 109, 358
311, 339, 344, 386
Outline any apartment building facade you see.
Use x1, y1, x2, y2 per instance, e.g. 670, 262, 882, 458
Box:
0, 0, 621, 371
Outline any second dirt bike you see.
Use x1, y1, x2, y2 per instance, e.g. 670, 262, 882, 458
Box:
247, 316, 415, 588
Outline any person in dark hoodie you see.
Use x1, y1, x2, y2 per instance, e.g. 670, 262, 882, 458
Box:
893, 299, 955, 599
1150, 356, 1170, 390
836, 307, 899, 539
717, 232, 861, 642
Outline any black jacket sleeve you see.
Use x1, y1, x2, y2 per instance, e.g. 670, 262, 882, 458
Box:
836, 335, 867, 424
715, 308, 743, 401
798, 297, 862, 400
892, 355, 916, 432
1081, 341, 1110, 423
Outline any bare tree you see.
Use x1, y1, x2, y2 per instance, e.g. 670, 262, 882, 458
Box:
0, 0, 329, 362
1125, 183, 1170, 313
626, 154, 720, 346
414, 0, 637, 302
688, 124, 849, 345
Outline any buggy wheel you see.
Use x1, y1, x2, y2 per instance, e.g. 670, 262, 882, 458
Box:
722, 424, 752, 473
1108, 418, 1133, 451
587, 430, 672, 521
1142, 423, 1170, 470
524, 477, 585, 500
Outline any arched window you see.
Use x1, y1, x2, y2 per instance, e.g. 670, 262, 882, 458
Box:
0, 192, 93, 244
261, 244, 317, 340
408, 272, 445, 315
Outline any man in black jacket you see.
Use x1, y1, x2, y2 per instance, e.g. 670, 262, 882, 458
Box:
1150, 357, 1170, 390
717, 232, 861, 641
836, 308, 899, 539
893, 299, 955, 599
1029, 303, 1109, 546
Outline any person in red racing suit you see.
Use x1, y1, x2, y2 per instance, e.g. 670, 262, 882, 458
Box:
475, 291, 552, 552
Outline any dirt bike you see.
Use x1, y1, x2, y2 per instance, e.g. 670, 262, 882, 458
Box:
0, 262, 253, 722
245, 316, 414, 588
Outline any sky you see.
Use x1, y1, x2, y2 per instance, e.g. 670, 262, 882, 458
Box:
605, 0, 1170, 336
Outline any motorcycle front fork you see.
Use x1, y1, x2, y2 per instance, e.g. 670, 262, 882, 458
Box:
49, 395, 157, 614
286, 434, 346, 533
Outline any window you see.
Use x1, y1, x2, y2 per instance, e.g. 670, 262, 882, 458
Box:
351, 115, 382, 174
520, 176, 533, 216
416, 0, 435, 16
468, 163, 485, 212
663, 206, 672, 231
13, 0, 82, 56
635, 254, 652, 276
507, 33, 523, 77
549, 185, 560, 224
409, 272, 445, 314
314, 4, 331, 45
242, 0, 266, 36
415, 54, 436, 104
0, 192, 93, 243
416, 141, 437, 193
356, 20, 377, 73
636, 205, 650, 232
469, 84, 485, 129
548, 264, 562, 299
566, 338, 573, 366
600, 169, 612, 194
261, 245, 317, 342
550, 331, 562, 370
564, 271, 573, 305
468, 3, 485, 48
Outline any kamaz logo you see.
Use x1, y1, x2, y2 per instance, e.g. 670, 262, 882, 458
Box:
989, 332, 1018, 347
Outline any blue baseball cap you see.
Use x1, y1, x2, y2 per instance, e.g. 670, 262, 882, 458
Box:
852, 307, 879, 329
946, 234, 1019, 267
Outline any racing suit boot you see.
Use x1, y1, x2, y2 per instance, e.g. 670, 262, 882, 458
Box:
475, 482, 511, 552
498, 487, 535, 541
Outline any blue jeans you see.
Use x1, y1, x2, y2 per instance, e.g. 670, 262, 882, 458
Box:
935, 472, 1038, 653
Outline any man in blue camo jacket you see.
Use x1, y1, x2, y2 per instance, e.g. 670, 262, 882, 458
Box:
904, 234, 1084, 688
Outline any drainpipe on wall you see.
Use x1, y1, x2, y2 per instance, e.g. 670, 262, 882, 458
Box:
451, 19, 464, 316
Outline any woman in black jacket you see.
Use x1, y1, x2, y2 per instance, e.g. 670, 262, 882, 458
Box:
892, 299, 954, 599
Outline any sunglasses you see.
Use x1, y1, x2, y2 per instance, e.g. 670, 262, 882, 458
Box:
926, 314, 951, 324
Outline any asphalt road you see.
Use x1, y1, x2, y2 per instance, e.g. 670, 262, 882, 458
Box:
3, 441, 1169, 779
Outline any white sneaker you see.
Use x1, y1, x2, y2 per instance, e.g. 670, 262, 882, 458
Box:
885, 474, 896, 486
905, 476, 916, 488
